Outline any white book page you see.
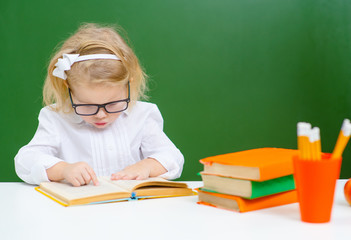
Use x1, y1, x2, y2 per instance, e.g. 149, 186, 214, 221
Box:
40, 177, 129, 200
106, 177, 168, 192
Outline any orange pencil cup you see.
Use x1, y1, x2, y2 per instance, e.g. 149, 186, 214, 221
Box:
293, 154, 341, 223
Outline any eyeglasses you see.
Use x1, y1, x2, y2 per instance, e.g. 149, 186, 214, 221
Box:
68, 82, 130, 116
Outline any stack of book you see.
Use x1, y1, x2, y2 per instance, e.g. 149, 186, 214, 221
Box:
197, 148, 298, 213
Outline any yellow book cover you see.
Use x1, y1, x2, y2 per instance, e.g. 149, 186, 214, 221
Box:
35, 177, 195, 206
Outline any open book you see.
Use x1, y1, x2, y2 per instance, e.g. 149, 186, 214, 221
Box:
35, 177, 195, 206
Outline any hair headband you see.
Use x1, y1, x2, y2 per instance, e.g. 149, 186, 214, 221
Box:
52, 54, 121, 80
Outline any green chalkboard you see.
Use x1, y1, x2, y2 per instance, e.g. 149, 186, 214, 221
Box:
1, 0, 351, 181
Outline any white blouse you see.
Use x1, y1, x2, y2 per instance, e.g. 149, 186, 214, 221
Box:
15, 101, 184, 185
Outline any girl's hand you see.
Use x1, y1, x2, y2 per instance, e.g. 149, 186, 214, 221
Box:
47, 161, 99, 187
62, 162, 99, 187
111, 158, 167, 180
111, 162, 150, 180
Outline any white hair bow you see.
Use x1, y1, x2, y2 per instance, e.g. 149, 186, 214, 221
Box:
52, 53, 121, 80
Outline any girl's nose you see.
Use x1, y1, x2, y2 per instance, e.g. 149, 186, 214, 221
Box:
95, 107, 108, 118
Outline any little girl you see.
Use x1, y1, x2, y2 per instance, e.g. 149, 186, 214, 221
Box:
15, 23, 184, 187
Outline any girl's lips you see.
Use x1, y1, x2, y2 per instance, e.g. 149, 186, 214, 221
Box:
95, 122, 107, 126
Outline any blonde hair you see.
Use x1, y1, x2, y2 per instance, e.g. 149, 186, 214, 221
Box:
43, 23, 148, 112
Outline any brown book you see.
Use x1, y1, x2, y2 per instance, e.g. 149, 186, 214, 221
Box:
35, 177, 194, 206
197, 188, 297, 213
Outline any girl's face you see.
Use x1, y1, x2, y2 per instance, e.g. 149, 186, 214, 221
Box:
69, 83, 128, 129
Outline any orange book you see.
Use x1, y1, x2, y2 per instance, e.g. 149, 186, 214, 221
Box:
197, 188, 297, 213
200, 148, 298, 181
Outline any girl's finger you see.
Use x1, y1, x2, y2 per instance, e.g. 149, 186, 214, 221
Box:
111, 172, 125, 180
75, 175, 85, 186
122, 173, 138, 180
81, 170, 92, 185
86, 167, 99, 186
70, 178, 82, 187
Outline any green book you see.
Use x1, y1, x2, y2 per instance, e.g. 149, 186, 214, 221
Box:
200, 173, 295, 199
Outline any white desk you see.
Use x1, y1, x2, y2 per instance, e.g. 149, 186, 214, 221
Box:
1, 180, 350, 240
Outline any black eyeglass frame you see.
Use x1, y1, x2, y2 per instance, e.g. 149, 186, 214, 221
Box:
68, 82, 130, 116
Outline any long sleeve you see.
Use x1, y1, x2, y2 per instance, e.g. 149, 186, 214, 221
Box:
15, 102, 185, 185
15, 108, 63, 185
140, 104, 184, 179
